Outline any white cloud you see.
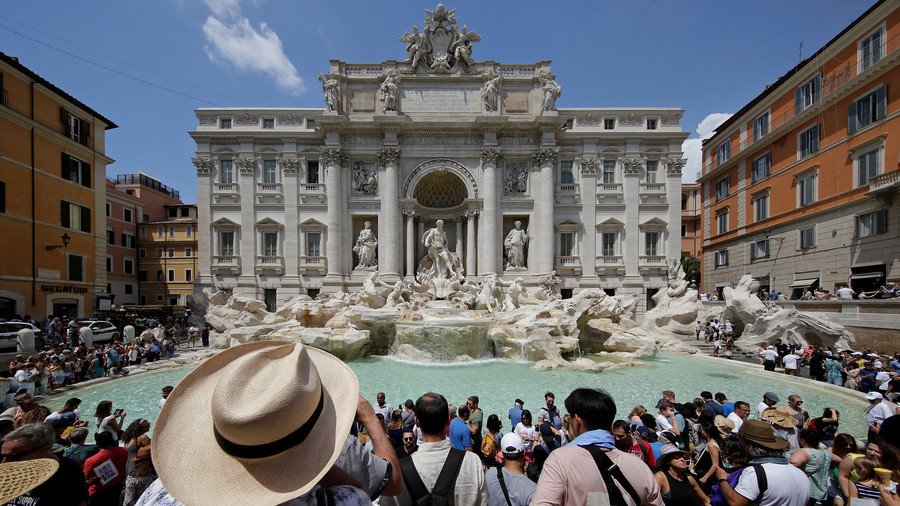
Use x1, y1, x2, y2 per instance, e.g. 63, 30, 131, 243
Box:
680, 113, 733, 183
200, 1, 305, 95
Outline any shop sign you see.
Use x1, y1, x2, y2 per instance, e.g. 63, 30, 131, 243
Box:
40, 285, 89, 294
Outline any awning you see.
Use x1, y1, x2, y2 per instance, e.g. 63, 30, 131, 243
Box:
850, 272, 884, 280
789, 278, 818, 288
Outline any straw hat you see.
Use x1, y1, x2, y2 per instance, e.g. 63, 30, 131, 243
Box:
0, 458, 59, 503
714, 415, 735, 436
133, 444, 151, 461
760, 407, 799, 429
152, 341, 359, 506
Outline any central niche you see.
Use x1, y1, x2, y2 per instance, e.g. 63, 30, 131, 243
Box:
414, 170, 467, 208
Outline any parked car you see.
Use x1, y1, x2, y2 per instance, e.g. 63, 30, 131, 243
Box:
77, 320, 120, 343
0, 321, 46, 351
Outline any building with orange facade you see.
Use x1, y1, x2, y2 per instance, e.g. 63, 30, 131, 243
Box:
105, 180, 141, 306
681, 182, 701, 258
137, 204, 198, 306
0, 52, 116, 319
699, 0, 900, 299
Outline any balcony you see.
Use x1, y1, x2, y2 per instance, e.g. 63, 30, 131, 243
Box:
555, 183, 580, 204
212, 183, 240, 203
595, 255, 625, 275
597, 183, 623, 204
554, 255, 582, 275
299, 183, 326, 204
640, 183, 666, 194
256, 182, 284, 203
299, 256, 327, 274
211, 255, 241, 274
639, 255, 667, 274
256, 255, 285, 275
867, 169, 900, 205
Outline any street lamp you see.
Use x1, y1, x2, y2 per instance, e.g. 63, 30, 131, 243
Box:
46, 233, 71, 251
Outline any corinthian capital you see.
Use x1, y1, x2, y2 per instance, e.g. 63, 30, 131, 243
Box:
622, 158, 644, 176
480, 147, 503, 165
664, 157, 687, 176
578, 158, 600, 176
322, 148, 346, 166
532, 147, 560, 166
281, 157, 300, 174
192, 156, 212, 175
378, 146, 401, 165
236, 157, 256, 175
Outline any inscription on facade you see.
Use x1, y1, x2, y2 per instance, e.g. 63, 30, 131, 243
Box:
401, 87, 480, 113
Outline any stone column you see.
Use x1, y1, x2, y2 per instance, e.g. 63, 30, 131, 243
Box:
405, 211, 415, 278
532, 147, 559, 274
417, 220, 425, 264
455, 217, 464, 257
466, 210, 477, 276
237, 156, 257, 288
578, 158, 600, 285
665, 157, 686, 264
281, 157, 300, 287
323, 148, 345, 281
622, 158, 643, 277
192, 157, 212, 285
479, 148, 502, 275
377, 147, 401, 279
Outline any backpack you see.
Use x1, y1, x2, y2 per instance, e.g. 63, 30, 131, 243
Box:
399, 448, 465, 506
481, 432, 497, 460
580, 445, 641, 506
709, 464, 768, 506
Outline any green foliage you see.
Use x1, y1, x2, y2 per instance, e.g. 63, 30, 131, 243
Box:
680, 254, 701, 287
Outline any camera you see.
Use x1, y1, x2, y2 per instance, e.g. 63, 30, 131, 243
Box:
114, 408, 123, 416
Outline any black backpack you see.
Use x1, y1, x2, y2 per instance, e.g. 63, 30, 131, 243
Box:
399, 448, 466, 506
580, 445, 641, 506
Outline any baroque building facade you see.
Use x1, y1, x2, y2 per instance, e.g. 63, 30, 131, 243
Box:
191, 6, 688, 315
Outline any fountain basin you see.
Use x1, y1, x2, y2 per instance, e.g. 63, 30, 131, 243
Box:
393, 319, 493, 362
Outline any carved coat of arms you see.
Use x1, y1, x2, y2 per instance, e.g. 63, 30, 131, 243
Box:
399, 4, 481, 73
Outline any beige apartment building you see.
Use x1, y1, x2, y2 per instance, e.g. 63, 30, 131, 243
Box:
138, 204, 198, 305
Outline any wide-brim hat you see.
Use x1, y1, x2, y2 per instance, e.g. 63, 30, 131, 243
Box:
152, 341, 359, 506
760, 407, 800, 429
0, 458, 59, 503
739, 419, 788, 450
714, 415, 735, 435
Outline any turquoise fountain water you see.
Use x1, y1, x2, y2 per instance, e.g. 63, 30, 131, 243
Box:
46, 354, 869, 438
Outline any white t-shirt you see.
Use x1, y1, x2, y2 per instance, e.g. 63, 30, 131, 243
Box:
759, 349, 777, 362
782, 354, 799, 370
734, 463, 810, 506
372, 402, 392, 423
875, 371, 891, 390
158, 397, 166, 411
655, 413, 674, 431
514, 422, 537, 442
757, 402, 774, 416
727, 412, 743, 433
837, 287, 855, 299
865, 401, 894, 426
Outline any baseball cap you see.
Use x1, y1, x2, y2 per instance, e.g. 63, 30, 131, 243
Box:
500, 433, 525, 458
874, 361, 883, 369
763, 392, 779, 403
866, 391, 884, 401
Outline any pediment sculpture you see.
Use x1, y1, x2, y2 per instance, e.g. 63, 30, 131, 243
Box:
399, 4, 481, 73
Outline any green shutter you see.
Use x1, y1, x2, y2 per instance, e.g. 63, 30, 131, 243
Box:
60, 201, 70, 228
795, 88, 803, 115
82, 161, 91, 188
61, 153, 69, 180
80, 206, 91, 233
875, 84, 887, 121
848, 102, 858, 134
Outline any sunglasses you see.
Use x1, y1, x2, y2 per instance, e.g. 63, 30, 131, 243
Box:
402, 437, 415, 441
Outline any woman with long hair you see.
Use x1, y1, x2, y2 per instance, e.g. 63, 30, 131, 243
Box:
122, 418, 151, 474
123, 446, 157, 506
628, 405, 647, 425
692, 418, 725, 493
789, 428, 838, 505
386, 409, 404, 450
481, 414, 503, 467
94, 400, 126, 441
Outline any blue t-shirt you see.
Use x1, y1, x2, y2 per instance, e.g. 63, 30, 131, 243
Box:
650, 441, 664, 461
449, 418, 472, 451
722, 402, 735, 417
705, 401, 725, 416
508, 406, 523, 427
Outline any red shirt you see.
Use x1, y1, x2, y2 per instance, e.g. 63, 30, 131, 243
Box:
628, 439, 657, 468
83, 446, 128, 495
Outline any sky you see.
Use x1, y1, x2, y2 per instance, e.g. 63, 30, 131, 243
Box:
1, 0, 881, 203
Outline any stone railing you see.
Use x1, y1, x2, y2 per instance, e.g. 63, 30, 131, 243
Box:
300, 183, 325, 194
214, 183, 239, 193
257, 182, 284, 193
345, 65, 384, 76
598, 183, 622, 192
211, 255, 241, 274
640, 183, 666, 193
640, 255, 666, 265
256, 255, 284, 274
557, 183, 579, 194
299, 256, 326, 273
555, 256, 582, 274
869, 169, 900, 193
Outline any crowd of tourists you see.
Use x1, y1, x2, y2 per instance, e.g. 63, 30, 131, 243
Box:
1, 340, 898, 505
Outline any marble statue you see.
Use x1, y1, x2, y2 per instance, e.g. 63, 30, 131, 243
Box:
504, 163, 528, 194
317, 73, 339, 112
449, 25, 480, 67
380, 72, 400, 112
353, 221, 378, 269
400, 26, 429, 69
352, 163, 377, 194
501, 277, 526, 311
540, 270, 562, 300
422, 219, 454, 279
475, 273, 501, 312
504, 221, 528, 269
539, 73, 561, 112
482, 74, 501, 112
424, 4, 457, 29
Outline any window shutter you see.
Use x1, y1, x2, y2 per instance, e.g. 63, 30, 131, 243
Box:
813, 75, 821, 103
79, 119, 90, 146
848, 102, 859, 134
876, 84, 887, 121
60, 108, 70, 137
80, 206, 91, 233
61, 153, 69, 179
61, 201, 70, 228
876, 209, 888, 234
82, 161, 91, 188
795, 88, 803, 115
